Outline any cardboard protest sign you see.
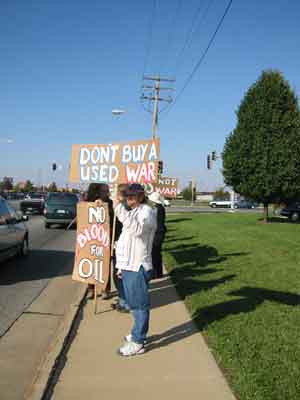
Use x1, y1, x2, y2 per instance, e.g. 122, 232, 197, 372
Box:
157, 177, 178, 198
72, 201, 110, 288
144, 177, 179, 198
69, 138, 160, 185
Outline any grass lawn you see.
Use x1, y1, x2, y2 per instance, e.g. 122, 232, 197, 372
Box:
163, 213, 300, 400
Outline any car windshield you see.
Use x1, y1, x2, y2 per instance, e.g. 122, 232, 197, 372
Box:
29, 193, 44, 199
47, 193, 78, 205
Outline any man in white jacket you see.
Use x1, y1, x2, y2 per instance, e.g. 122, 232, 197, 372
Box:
114, 183, 157, 356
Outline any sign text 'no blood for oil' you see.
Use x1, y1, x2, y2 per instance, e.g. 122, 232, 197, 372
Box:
72, 202, 110, 287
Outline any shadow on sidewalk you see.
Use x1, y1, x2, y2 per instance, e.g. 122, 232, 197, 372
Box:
146, 320, 198, 351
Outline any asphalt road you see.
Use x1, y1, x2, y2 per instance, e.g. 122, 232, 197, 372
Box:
0, 214, 84, 400
0, 215, 77, 337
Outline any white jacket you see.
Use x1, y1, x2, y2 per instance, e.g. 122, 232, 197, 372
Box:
114, 202, 157, 272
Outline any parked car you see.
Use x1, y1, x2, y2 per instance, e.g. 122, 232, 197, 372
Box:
44, 192, 79, 229
0, 196, 29, 263
280, 203, 300, 222
20, 192, 46, 214
209, 199, 235, 208
234, 200, 258, 209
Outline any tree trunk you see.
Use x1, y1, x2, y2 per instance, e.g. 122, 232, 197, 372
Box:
263, 203, 269, 223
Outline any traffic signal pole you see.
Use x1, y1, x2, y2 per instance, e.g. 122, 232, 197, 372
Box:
207, 150, 236, 212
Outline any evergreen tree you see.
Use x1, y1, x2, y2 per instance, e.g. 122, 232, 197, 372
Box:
223, 70, 300, 222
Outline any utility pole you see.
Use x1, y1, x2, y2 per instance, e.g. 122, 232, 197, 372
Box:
141, 76, 175, 139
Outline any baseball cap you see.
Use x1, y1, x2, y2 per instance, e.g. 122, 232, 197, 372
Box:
125, 184, 145, 196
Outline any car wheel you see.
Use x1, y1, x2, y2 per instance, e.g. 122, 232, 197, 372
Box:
45, 223, 51, 229
212, 204, 217, 208
290, 212, 299, 222
19, 237, 29, 257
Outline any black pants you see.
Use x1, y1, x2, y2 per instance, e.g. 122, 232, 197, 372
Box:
152, 242, 163, 279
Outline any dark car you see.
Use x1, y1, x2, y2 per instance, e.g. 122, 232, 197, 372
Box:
44, 192, 79, 229
280, 203, 300, 222
234, 200, 258, 209
20, 192, 46, 215
0, 197, 29, 263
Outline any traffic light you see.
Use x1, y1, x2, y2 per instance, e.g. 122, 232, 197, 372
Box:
207, 155, 211, 170
212, 151, 216, 161
158, 160, 163, 174
52, 163, 57, 171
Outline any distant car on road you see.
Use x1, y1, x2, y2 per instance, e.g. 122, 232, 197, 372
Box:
280, 203, 300, 222
20, 192, 46, 215
209, 199, 234, 208
234, 200, 258, 209
0, 196, 29, 263
44, 192, 79, 229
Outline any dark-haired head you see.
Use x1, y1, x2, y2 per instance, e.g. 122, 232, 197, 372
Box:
87, 183, 110, 202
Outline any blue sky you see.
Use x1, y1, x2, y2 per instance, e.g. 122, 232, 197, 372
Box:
1, 0, 300, 191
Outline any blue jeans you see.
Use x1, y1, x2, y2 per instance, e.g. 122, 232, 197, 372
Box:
122, 267, 152, 344
118, 278, 130, 310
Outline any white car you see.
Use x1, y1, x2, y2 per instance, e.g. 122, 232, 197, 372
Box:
209, 200, 235, 208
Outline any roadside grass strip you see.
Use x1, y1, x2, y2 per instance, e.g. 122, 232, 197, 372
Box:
163, 213, 300, 400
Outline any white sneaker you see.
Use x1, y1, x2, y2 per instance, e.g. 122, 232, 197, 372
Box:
118, 341, 145, 356
124, 334, 146, 344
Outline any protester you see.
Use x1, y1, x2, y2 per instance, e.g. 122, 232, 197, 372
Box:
148, 191, 167, 279
86, 183, 114, 300
114, 184, 157, 356
111, 183, 130, 313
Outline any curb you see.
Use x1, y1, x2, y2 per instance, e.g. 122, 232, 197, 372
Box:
26, 284, 87, 400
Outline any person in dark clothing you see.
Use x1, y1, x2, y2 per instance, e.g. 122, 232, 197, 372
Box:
86, 183, 114, 299
148, 192, 167, 279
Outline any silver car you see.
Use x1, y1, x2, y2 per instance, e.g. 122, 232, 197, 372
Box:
0, 197, 29, 263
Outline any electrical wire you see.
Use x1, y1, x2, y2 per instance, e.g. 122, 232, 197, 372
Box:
163, 0, 233, 117
140, 0, 157, 114
159, 0, 182, 74
174, 0, 215, 76
142, 0, 157, 77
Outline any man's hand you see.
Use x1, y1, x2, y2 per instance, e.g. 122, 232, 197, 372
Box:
117, 269, 122, 279
94, 199, 102, 207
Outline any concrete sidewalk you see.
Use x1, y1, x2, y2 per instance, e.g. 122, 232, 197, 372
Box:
50, 275, 236, 400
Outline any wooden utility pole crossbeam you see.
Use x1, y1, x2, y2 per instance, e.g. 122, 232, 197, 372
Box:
141, 75, 176, 139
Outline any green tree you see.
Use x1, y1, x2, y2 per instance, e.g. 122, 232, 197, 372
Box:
2, 177, 13, 191
223, 70, 300, 222
24, 180, 34, 193
181, 186, 192, 201
214, 187, 230, 201
48, 182, 58, 192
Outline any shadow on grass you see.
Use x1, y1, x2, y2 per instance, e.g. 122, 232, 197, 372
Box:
193, 286, 300, 330
148, 282, 300, 350
164, 236, 195, 244
167, 243, 247, 268
267, 217, 293, 224
167, 217, 193, 223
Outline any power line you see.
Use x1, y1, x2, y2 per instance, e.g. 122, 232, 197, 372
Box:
173, 0, 215, 76
142, 0, 157, 77
159, 0, 182, 74
140, 0, 157, 114
163, 0, 233, 117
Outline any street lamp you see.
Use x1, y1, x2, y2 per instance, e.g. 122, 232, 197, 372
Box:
112, 109, 125, 116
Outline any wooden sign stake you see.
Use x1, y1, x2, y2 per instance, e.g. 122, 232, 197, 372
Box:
110, 214, 117, 258
94, 284, 98, 314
